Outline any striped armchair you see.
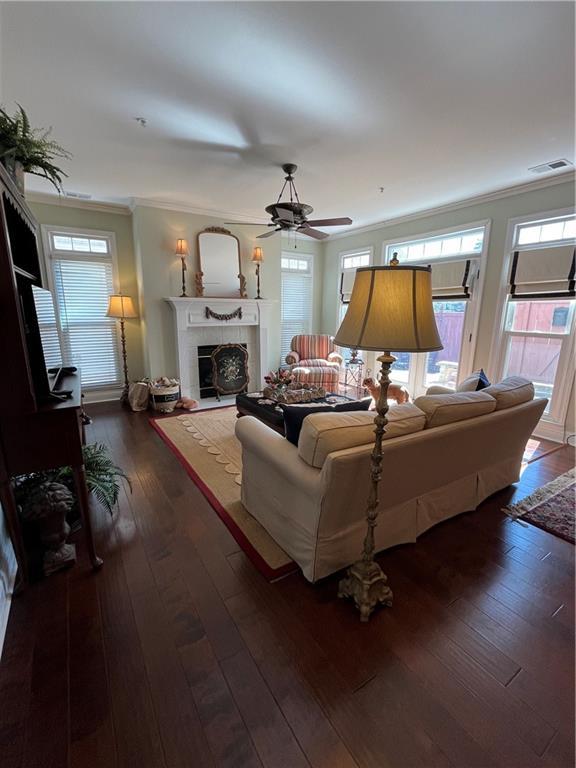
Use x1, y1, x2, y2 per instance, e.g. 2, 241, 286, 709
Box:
285, 334, 343, 389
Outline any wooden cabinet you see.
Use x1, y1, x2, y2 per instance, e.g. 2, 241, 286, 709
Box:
0, 164, 102, 588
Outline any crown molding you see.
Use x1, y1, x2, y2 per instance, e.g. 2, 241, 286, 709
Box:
25, 170, 574, 236
327, 171, 575, 241
25, 191, 132, 216
129, 196, 269, 225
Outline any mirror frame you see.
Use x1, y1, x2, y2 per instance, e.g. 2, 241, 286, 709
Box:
195, 227, 247, 298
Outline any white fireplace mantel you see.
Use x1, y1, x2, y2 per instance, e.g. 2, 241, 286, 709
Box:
165, 297, 276, 399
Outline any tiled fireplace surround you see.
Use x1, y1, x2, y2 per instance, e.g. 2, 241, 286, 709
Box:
165, 298, 275, 401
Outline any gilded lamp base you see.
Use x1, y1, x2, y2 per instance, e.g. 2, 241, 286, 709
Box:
338, 559, 393, 623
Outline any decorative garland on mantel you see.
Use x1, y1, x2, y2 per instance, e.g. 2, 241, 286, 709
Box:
205, 306, 243, 322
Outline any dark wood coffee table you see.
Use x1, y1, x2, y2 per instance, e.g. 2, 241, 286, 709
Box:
236, 392, 286, 434
236, 392, 355, 436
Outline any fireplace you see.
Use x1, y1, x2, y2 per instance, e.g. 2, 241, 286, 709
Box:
197, 343, 248, 399
165, 298, 275, 402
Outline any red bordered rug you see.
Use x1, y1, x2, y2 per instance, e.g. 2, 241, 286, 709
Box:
150, 407, 297, 580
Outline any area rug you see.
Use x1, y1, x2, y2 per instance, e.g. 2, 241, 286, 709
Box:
150, 407, 296, 580
504, 468, 575, 543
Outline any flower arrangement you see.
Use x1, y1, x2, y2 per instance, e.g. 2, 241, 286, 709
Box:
0, 103, 71, 193
264, 368, 294, 391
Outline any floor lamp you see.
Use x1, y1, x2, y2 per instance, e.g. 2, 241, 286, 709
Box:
106, 294, 138, 405
334, 263, 442, 622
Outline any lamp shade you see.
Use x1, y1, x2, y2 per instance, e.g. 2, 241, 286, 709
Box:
334, 266, 442, 353
252, 246, 264, 263
106, 294, 138, 319
175, 238, 188, 256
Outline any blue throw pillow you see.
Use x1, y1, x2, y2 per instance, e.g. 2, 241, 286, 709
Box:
280, 398, 372, 446
456, 368, 491, 392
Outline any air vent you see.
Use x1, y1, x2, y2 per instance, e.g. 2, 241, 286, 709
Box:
528, 159, 573, 175
63, 190, 92, 200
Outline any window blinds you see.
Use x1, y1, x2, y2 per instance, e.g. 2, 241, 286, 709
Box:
281, 268, 313, 363
509, 245, 576, 300
51, 256, 121, 387
430, 259, 473, 300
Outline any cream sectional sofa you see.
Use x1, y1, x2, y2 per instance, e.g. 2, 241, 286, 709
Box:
235, 377, 547, 582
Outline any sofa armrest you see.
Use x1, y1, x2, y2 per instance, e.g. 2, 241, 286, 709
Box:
327, 351, 343, 365
426, 385, 455, 395
235, 416, 321, 494
285, 350, 300, 365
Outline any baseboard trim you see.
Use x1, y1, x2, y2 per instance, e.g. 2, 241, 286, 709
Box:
533, 419, 566, 444
83, 387, 122, 404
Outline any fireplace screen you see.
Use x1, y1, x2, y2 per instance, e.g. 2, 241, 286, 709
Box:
207, 343, 249, 398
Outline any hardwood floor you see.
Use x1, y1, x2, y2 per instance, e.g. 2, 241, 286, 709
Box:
1, 403, 574, 768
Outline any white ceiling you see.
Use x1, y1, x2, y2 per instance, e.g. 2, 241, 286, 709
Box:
1, 1, 574, 228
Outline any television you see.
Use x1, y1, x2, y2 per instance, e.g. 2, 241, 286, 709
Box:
19, 282, 65, 402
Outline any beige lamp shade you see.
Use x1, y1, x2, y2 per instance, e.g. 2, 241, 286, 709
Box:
175, 238, 189, 256
334, 266, 442, 352
252, 246, 264, 263
106, 294, 138, 319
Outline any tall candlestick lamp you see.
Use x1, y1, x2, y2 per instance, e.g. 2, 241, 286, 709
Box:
252, 246, 264, 299
334, 261, 442, 621
106, 294, 138, 405
175, 238, 189, 297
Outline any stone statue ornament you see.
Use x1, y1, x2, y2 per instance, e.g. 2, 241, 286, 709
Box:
18, 481, 77, 575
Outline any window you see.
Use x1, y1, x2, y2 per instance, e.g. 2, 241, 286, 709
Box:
384, 224, 487, 395
43, 227, 121, 389
338, 249, 371, 324
388, 227, 484, 264
496, 212, 575, 422
281, 253, 313, 364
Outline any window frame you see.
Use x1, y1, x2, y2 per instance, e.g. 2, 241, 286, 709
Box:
280, 251, 314, 365
336, 246, 374, 328
380, 219, 490, 395
40, 224, 122, 390
489, 207, 576, 437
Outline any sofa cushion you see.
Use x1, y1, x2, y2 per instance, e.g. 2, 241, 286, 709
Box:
483, 376, 534, 410
414, 390, 496, 428
298, 403, 427, 468
280, 398, 372, 446
456, 368, 491, 392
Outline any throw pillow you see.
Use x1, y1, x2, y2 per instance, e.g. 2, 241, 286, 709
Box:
280, 398, 372, 446
456, 368, 491, 392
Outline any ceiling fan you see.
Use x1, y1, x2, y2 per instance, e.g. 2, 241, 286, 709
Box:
226, 163, 352, 240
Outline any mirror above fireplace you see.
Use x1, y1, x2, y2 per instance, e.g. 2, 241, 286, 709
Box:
196, 227, 247, 298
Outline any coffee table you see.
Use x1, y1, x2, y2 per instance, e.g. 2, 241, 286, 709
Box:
236, 392, 354, 436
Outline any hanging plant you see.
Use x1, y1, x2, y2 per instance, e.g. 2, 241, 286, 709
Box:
0, 103, 71, 193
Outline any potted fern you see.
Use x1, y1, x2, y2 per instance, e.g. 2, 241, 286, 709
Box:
14, 442, 131, 519
0, 103, 71, 195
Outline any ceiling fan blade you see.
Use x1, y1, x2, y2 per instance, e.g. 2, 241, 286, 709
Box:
298, 226, 329, 240
305, 217, 352, 227
257, 229, 280, 239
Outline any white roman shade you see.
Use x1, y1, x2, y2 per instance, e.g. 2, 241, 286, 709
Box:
430, 259, 473, 299
340, 269, 356, 303
509, 245, 576, 300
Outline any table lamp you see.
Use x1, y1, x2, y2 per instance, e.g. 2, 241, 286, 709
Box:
252, 246, 264, 299
175, 238, 189, 297
334, 263, 442, 621
106, 294, 138, 405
